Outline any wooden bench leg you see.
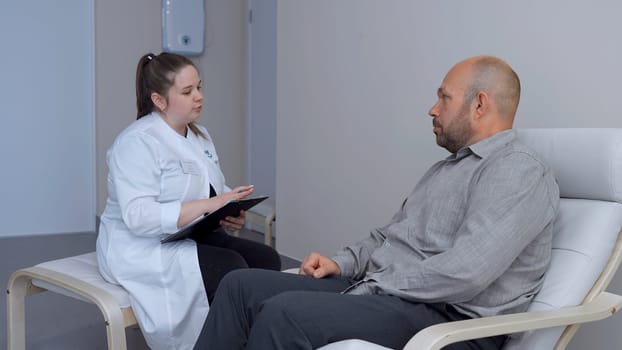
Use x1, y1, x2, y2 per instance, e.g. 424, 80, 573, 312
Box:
105, 312, 128, 350
264, 213, 275, 247
7, 274, 44, 350
7, 268, 130, 350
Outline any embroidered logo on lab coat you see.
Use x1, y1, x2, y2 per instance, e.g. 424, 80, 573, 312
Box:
205, 149, 218, 164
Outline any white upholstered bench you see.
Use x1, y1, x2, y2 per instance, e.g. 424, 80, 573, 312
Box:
6, 252, 136, 350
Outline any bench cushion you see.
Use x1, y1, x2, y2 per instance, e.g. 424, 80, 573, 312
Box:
31, 252, 131, 308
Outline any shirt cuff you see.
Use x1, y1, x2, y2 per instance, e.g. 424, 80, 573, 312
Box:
160, 201, 181, 233
331, 252, 355, 277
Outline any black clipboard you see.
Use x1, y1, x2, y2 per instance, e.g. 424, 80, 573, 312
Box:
161, 195, 269, 243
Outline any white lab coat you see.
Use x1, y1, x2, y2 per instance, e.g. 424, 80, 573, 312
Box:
96, 112, 228, 349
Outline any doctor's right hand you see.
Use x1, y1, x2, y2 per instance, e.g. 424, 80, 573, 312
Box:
210, 185, 254, 211
228, 185, 254, 199
177, 185, 254, 228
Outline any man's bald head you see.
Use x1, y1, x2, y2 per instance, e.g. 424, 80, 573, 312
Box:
429, 56, 522, 152
463, 56, 521, 119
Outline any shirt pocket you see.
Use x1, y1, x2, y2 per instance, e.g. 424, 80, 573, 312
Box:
159, 160, 195, 202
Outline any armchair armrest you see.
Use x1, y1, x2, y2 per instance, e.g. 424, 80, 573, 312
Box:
404, 292, 622, 350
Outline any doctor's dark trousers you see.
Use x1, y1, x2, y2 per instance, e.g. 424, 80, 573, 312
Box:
193, 229, 282, 303
194, 185, 282, 303
194, 269, 506, 350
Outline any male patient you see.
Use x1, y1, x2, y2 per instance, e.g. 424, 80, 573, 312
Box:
198, 56, 560, 350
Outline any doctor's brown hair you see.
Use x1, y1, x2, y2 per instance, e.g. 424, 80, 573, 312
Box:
135, 52, 205, 138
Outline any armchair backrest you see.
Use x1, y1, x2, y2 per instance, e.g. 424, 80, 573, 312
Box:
504, 129, 622, 349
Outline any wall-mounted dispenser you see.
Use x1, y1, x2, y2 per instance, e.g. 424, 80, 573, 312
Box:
162, 0, 204, 56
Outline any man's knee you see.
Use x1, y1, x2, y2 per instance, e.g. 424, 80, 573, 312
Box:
257, 291, 307, 324
248, 291, 325, 349
219, 268, 282, 295
220, 268, 255, 289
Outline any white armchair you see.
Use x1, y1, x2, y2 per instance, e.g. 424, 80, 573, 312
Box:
319, 128, 622, 350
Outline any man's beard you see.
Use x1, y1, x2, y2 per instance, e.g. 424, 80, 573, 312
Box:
435, 104, 473, 153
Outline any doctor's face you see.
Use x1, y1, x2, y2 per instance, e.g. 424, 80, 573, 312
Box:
428, 62, 475, 153
164, 65, 204, 124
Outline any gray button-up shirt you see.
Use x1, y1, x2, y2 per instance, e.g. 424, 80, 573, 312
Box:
332, 130, 560, 318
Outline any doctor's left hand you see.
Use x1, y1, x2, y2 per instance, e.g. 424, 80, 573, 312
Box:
218, 185, 253, 233
221, 210, 246, 234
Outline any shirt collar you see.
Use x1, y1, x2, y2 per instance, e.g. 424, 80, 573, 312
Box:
449, 129, 516, 160
153, 111, 189, 140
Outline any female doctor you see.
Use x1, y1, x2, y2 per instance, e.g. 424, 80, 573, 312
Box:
96, 52, 281, 349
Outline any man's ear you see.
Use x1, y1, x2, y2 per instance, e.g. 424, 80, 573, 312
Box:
473, 91, 490, 119
151, 92, 167, 112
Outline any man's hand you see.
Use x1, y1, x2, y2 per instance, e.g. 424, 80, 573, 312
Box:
300, 252, 341, 279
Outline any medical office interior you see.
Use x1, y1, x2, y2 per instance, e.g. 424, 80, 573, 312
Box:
1, 0, 622, 348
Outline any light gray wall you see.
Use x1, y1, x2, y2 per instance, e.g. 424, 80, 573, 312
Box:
276, 0, 622, 257
95, 0, 162, 215
199, 0, 248, 192
275, 1, 622, 348
248, 0, 277, 199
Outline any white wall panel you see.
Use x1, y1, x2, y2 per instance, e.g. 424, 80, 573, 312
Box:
0, 0, 95, 236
